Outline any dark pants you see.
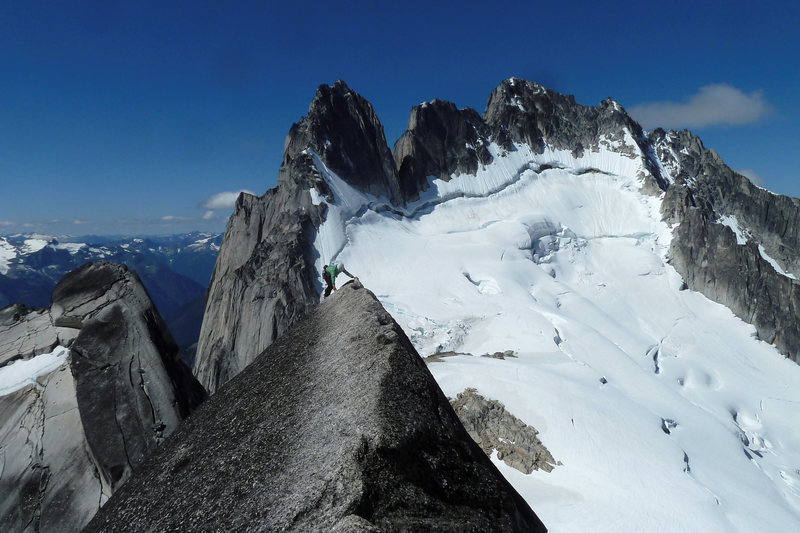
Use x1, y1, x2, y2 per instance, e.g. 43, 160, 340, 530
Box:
324, 278, 333, 297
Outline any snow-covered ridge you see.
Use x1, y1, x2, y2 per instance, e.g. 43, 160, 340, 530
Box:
308, 139, 800, 531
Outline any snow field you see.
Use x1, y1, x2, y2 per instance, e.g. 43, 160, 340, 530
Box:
310, 142, 800, 531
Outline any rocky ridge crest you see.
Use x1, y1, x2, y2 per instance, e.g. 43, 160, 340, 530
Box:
87, 282, 546, 532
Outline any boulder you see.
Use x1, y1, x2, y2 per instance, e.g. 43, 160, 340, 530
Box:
0, 262, 205, 532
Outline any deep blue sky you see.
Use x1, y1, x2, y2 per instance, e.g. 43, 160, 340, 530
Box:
1, 1, 797, 236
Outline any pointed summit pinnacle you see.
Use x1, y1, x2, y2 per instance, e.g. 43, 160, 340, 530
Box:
281, 80, 402, 204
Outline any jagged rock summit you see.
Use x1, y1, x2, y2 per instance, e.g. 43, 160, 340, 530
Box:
393, 98, 493, 201
284, 80, 402, 204
194, 80, 404, 394
0, 262, 205, 533
86, 281, 546, 532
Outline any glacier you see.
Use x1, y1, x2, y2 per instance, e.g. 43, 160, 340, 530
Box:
310, 138, 800, 532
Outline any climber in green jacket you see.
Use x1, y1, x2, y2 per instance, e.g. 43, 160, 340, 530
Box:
323, 263, 356, 297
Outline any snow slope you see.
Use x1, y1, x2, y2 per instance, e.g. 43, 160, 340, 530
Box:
0, 346, 70, 395
311, 141, 800, 532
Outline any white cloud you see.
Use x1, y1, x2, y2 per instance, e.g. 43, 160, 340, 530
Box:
201, 189, 255, 210
73, 219, 90, 225
628, 84, 772, 130
202, 210, 218, 220
161, 215, 193, 222
737, 168, 766, 187
0, 221, 13, 227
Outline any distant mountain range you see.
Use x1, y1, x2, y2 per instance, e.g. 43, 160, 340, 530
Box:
0, 232, 221, 362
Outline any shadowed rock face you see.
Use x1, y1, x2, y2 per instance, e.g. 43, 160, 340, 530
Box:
0, 262, 205, 533
394, 99, 494, 201
284, 80, 402, 204
86, 282, 546, 532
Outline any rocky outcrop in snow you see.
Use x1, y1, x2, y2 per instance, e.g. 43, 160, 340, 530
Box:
86, 281, 546, 532
451, 388, 557, 474
0, 262, 205, 533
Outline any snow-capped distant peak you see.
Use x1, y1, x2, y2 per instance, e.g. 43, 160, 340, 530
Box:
54, 242, 86, 254
0, 238, 16, 275
22, 238, 48, 255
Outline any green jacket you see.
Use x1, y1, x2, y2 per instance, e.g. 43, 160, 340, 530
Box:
325, 263, 353, 285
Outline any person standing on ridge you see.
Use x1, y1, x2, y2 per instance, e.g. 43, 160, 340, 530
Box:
323, 263, 356, 297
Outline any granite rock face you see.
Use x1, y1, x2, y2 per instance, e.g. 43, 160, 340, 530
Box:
656, 129, 800, 361
194, 80, 404, 394
0, 304, 63, 366
394, 99, 493, 201
192, 182, 323, 393
0, 262, 205, 533
86, 282, 546, 532
284, 80, 402, 204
